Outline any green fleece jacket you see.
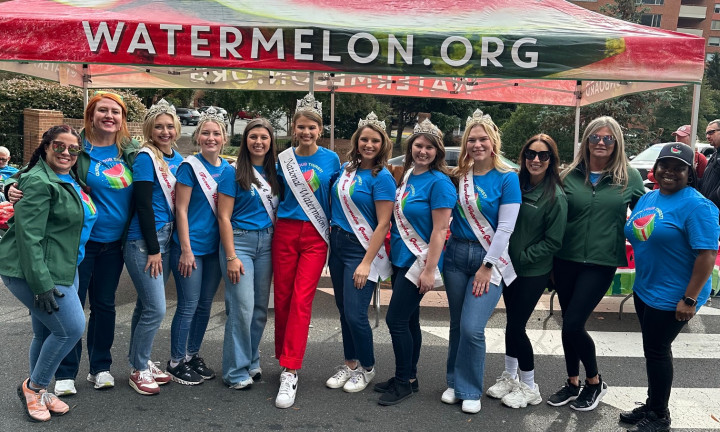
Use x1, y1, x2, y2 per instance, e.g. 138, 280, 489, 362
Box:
509, 179, 568, 277
555, 163, 645, 267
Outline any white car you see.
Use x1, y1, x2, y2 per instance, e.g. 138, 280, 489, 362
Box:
629, 142, 713, 180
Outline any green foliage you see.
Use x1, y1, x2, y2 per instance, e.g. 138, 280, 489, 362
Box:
706, 55, 720, 91
599, 0, 648, 23
223, 145, 240, 156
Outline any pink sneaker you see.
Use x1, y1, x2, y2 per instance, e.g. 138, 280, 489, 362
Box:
129, 370, 159, 395
41, 391, 69, 415
17, 379, 50, 422
147, 360, 171, 385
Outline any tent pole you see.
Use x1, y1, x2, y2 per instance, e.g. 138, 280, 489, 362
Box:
83, 64, 89, 108
330, 88, 335, 151
574, 81, 582, 159
309, 72, 314, 95
690, 83, 701, 152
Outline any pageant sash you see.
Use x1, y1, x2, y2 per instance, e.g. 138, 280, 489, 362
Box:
252, 166, 279, 224
184, 155, 218, 216
138, 147, 176, 214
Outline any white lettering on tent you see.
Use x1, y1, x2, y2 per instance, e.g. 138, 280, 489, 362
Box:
396, 76, 411, 91
295, 29, 314, 61
481, 37, 504, 67
220, 27, 242, 59
388, 35, 413, 65
378, 75, 394, 89
83, 21, 124, 53
512, 38, 538, 69
322, 30, 341, 62
230, 70, 252, 84
441, 36, 472, 67
128, 23, 156, 54
432, 79, 448, 91
252, 28, 284, 59
191, 25, 211, 57
348, 33, 380, 64
350, 76, 373, 88
160, 24, 182, 55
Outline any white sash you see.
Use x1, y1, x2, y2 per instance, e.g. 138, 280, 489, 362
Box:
459, 171, 517, 286
394, 168, 443, 288
278, 147, 330, 244
338, 167, 392, 282
252, 166, 279, 224
184, 155, 218, 216
138, 147, 176, 214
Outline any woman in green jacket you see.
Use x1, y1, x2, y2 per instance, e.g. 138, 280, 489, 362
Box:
547, 116, 645, 412
486, 134, 567, 409
0, 125, 98, 421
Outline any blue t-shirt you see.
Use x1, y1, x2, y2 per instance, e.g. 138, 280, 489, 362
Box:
331, 164, 396, 234
0, 165, 18, 182
625, 187, 720, 311
83, 142, 134, 242
126, 150, 184, 240
171, 154, 230, 256
450, 169, 522, 239
277, 147, 341, 222
217, 165, 275, 231
57, 173, 98, 265
390, 170, 456, 268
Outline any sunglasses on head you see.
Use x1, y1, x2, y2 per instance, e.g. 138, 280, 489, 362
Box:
524, 149, 551, 162
588, 134, 616, 145
51, 141, 82, 156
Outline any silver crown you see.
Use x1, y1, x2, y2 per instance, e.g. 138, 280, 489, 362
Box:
466, 109, 493, 129
413, 118, 443, 139
145, 98, 176, 120
296, 93, 322, 116
358, 111, 386, 130
199, 106, 225, 123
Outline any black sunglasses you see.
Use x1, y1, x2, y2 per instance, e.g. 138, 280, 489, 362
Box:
524, 149, 551, 162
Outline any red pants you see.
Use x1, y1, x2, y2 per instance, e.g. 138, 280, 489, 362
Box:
272, 219, 328, 370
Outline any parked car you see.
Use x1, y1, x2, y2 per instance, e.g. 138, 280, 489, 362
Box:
388, 146, 519, 170
176, 108, 200, 126
198, 106, 230, 125
629, 142, 713, 180
236, 109, 259, 120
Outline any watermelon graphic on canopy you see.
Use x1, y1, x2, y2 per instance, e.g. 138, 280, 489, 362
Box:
303, 169, 320, 192
632, 213, 655, 241
103, 163, 132, 189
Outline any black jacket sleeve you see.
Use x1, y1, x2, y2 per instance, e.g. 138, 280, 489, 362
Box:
133, 180, 160, 255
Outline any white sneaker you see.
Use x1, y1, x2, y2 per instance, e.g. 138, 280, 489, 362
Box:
54, 379, 77, 396
441, 387, 460, 404
87, 371, 115, 389
325, 365, 355, 389
462, 399, 482, 414
343, 367, 375, 393
275, 372, 298, 409
502, 381, 542, 408
486, 371, 518, 399
228, 377, 254, 390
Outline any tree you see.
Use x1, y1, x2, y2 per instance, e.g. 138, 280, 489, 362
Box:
706, 55, 720, 91
599, 0, 648, 23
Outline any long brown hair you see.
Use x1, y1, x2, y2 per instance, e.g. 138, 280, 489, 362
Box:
401, 132, 450, 179
518, 134, 563, 203
345, 124, 392, 176
235, 118, 280, 195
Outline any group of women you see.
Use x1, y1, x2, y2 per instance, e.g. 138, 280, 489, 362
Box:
0, 92, 716, 432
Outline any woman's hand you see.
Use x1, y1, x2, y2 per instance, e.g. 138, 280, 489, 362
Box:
675, 300, 696, 322
472, 266, 492, 297
353, 262, 371, 289
178, 250, 197, 278
144, 253, 163, 279
418, 267, 435, 295
226, 258, 245, 285
34, 288, 64, 314
8, 184, 23, 204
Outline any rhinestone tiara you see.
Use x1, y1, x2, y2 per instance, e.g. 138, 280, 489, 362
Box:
358, 111, 386, 130
413, 118, 443, 139
296, 93, 322, 116
145, 98, 176, 120
199, 106, 225, 124
466, 109, 493, 129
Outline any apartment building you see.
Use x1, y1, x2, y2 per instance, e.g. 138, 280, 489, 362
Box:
569, 0, 720, 59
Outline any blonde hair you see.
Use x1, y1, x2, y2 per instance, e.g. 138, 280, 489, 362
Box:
83, 92, 131, 156
141, 111, 180, 172
561, 116, 629, 188
345, 124, 392, 176
456, 122, 513, 177
192, 119, 227, 153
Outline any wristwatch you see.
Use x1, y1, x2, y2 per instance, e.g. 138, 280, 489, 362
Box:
483, 260, 493, 269
682, 296, 697, 307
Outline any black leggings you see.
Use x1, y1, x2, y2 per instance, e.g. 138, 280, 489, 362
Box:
503, 273, 549, 371
634, 293, 686, 417
553, 258, 617, 378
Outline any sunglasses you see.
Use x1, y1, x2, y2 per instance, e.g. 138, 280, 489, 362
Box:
51, 141, 82, 156
588, 134, 616, 145
524, 149, 551, 162
0, 157, 8, 162
706, 129, 720, 136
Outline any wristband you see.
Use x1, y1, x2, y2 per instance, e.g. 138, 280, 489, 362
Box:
226, 255, 238, 262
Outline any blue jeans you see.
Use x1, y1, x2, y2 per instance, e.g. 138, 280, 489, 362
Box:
219, 227, 273, 385
385, 266, 423, 382
56, 240, 124, 379
328, 228, 376, 368
124, 223, 172, 371
443, 236, 503, 400
169, 243, 222, 362
3, 272, 85, 388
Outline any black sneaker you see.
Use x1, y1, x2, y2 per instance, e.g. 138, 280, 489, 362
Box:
620, 402, 652, 424
373, 377, 419, 393
569, 377, 608, 412
166, 361, 203, 386
626, 411, 671, 432
546, 379, 582, 406
378, 380, 413, 406
187, 355, 215, 380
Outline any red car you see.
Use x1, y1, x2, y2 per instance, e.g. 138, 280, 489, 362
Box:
236, 109, 259, 120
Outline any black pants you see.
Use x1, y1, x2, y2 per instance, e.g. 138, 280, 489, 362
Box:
385, 266, 423, 382
553, 257, 616, 378
634, 293, 686, 417
503, 273, 549, 371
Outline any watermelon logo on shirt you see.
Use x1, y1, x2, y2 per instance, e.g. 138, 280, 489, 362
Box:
80, 190, 97, 215
632, 213, 655, 241
103, 163, 132, 189
304, 169, 320, 192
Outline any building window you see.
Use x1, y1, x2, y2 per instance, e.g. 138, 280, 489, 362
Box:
640, 14, 662, 27
711, 37, 720, 47
636, 0, 664, 4
716, 4, 720, 13
713, 20, 720, 30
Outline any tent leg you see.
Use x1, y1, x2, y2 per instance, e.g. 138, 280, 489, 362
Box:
83, 64, 90, 109
330, 89, 335, 151
573, 81, 582, 159
309, 72, 314, 95
690, 83, 701, 152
